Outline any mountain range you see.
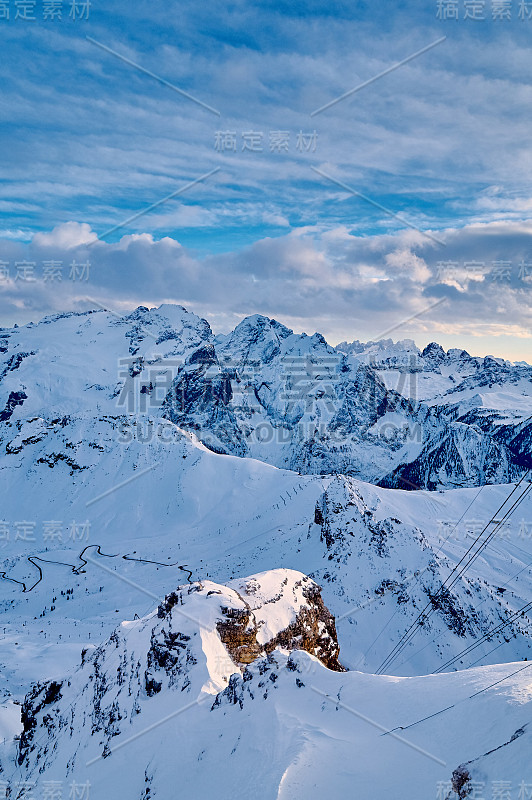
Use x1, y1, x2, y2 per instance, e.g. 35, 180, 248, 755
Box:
0, 304, 531, 799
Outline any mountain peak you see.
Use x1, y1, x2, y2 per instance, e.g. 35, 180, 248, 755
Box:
421, 341, 446, 360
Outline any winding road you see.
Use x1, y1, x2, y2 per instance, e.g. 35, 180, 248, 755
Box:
0, 544, 193, 593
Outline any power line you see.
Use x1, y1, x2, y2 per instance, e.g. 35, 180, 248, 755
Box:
396, 481, 532, 675
433, 594, 532, 674
440, 483, 532, 597
399, 480, 531, 671
382, 661, 532, 736
357, 484, 487, 670
376, 475, 529, 673
394, 531, 532, 672
375, 474, 531, 674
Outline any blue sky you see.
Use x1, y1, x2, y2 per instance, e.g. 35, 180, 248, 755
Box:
0, 0, 531, 358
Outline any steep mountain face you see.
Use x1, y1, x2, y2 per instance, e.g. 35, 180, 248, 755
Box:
1, 305, 529, 489
379, 416, 519, 490
359, 338, 532, 478
162, 342, 248, 457
212, 315, 531, 488
309, 476, 532, 675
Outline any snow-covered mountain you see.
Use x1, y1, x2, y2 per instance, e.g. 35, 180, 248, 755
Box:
215, 316, 531, 487
0, 303, 531, 798
2, 305, 529, 491
8, 570, 532, 800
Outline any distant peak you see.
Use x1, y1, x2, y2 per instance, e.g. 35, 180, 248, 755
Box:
237, 314, 293, 337
422, 341, 446, 360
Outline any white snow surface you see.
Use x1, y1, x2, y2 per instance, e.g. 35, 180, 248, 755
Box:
0, 305, 530, 798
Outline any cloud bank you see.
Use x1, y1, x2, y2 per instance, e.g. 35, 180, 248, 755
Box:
0, 220, 529, 360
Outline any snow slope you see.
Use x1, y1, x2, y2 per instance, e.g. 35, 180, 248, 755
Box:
6, 571, 532, 800
0, 304, 531, 798
0, 413, 530, 689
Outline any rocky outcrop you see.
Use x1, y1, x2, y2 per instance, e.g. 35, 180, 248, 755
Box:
379, 420, 519, 490
215, 575, 345, 672
16, 570, 345, 780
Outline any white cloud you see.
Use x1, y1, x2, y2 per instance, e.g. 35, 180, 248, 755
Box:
33, 222, 98, 250
0, 218, 529, 360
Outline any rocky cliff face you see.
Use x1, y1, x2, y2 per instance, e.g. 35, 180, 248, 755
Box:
379, 418, 520, 490
162, 342, 248, 457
